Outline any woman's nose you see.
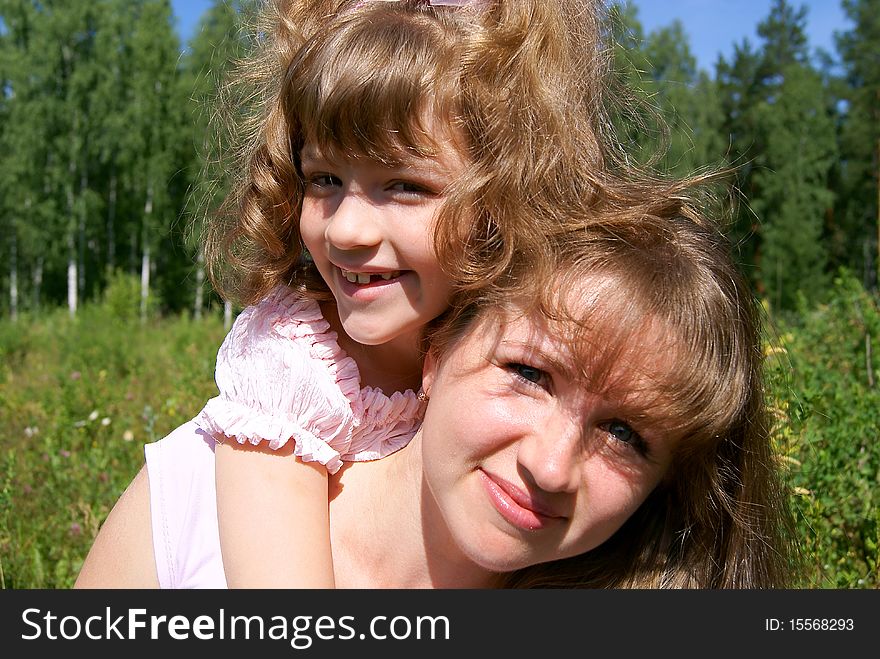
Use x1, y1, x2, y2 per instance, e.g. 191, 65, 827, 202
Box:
324, 193, 383, 251
516, 416, 583, 494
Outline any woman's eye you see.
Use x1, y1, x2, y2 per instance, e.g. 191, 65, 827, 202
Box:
601, 420, 648, 455
389, 180, 433, 195
509, 363, 547, 388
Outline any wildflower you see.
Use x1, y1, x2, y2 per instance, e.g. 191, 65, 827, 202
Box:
123, 430, 135, 442
101, 417, 111, 427
60, 449, 71, 458
22, 483, 33, 495
70, 371, 81, 381
24, 426, 39, 438
69, 522, 82, 537
88, 410, 99, 422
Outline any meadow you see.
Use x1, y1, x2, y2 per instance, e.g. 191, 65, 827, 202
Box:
0, 273, 877, 589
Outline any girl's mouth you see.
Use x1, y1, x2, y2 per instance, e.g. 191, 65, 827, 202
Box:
340, 269, 402, 285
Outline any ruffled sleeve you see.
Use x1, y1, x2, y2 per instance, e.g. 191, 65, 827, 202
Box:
195, 286, 360, 474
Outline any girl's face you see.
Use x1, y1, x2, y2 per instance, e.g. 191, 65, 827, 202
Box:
299, 127, 466, 349
419, 302, 683, 573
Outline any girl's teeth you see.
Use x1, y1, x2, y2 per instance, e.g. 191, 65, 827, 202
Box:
342, 269, 402, 284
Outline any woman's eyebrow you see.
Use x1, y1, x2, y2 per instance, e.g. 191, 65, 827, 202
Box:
499, 339, 577, 378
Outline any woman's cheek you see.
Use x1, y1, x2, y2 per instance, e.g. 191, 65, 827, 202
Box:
461, 392, 541, 455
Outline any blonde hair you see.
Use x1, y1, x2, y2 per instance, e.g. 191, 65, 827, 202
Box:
202, 0, 617, 306
427, 187, 797, 589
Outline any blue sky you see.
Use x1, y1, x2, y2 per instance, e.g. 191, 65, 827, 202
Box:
170, 0, 852, 72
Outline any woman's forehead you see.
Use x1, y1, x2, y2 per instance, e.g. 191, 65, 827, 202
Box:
463, 295, 681, 398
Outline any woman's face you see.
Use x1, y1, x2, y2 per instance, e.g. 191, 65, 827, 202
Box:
419, 302, 683, 573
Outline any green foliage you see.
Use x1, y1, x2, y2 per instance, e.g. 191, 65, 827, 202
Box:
0, 304, 225, 588
101, 269, 156, 322
752, 62, 837, 311
834, 0, 880, 288
2, 278, 878, 589
767, 271, 880, 587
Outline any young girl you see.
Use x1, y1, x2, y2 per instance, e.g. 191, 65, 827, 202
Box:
74, 193, 796, 588
192, 0, 618, 587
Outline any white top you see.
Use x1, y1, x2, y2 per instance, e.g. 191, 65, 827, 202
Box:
144, 420, 227, 588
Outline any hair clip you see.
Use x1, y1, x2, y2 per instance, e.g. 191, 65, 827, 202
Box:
356, 1, 474, 7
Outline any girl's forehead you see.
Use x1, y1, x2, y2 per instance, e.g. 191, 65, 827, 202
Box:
299, 110, 468, 171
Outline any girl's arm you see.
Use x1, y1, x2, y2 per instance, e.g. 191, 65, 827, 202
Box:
199, 289, 353, 589
74, 465, 160, 588
215, 439, 335, 588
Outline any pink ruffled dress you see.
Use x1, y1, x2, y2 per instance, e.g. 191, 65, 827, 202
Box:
196, 286, 425, 473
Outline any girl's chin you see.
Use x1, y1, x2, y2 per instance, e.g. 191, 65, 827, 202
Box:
338, 321, 402, 347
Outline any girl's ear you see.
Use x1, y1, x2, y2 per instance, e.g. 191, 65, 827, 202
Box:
421, 349, 439, 398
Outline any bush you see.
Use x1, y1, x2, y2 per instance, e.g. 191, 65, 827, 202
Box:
766, 270, 879, 588
102, 269, 158, 323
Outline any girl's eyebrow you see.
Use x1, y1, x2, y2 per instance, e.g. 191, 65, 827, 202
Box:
298, 147, 327, 164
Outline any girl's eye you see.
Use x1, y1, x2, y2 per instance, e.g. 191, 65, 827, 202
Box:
600, 420, 649, 456
306, 173, 341, 188
508, 363, 548, 389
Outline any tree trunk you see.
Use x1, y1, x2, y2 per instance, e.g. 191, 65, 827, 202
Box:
67, 238, 77, 318
224, 299, 232, 332
107, 170, 117, 273
140, 182, 154, 323
194, 250, 205, 320
9, 231, 18, 323
141, 244, 151, 323
32, 257, 43, 312
66, 168, 78, 319
78, 168, 88, 300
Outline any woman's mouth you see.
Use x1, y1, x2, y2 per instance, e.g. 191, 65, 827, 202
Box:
478, 469, 564, 532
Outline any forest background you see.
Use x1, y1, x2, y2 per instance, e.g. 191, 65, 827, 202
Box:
0, 0, 877, 589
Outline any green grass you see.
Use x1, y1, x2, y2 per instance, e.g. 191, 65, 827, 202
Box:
0, 273, 877, 588
0, 298, 226, 588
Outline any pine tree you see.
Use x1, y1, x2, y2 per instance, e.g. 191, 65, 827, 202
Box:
835, 0, 880, 291
717, 0, 835, 308
752, 63, 836, 310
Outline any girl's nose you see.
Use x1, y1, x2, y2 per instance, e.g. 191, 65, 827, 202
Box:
516, 416, 583, 494
324, 193, 383, 250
